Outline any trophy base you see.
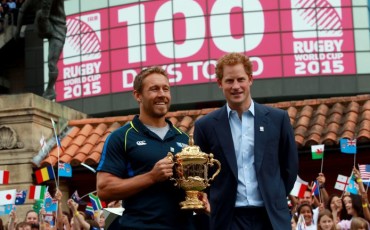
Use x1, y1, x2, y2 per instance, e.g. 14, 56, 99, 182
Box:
180, 190, 205, 210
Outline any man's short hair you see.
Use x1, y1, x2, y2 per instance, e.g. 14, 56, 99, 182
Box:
215, 52, 253, 80
133, 66, 168, 93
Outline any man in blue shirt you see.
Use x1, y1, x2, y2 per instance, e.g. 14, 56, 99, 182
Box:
97, 66, 196, 229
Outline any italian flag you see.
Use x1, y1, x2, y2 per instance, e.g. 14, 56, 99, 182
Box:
0, 170, 9, 184
311, 144, 324, 160
29, 185, 47, 200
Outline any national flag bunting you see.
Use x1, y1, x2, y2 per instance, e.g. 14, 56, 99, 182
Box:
0, 204, 13, 216
29, 185, 47, 200
311, 144, 324, 160
58, 163, 72, 177
89, 193, 102, 211
0, 170, 9, 184
0, 189, 16, 205
335, 174, 350, 191
340, 138, 357, 154
35, 166, 55, 184
359, 164, 370, 181
290, 176, 308, 198
15, 190, 27, 205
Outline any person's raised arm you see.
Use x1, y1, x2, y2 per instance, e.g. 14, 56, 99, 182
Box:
316, 173, 329, 204
7, 209, 17, 230
67, 199, 90, 230
97, 155, 174, 201
353, 167, 370, 221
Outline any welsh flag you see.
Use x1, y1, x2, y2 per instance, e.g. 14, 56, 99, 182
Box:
311, 144, 324, 160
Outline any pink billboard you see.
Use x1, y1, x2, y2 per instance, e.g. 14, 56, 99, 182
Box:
56, 0, 356, 101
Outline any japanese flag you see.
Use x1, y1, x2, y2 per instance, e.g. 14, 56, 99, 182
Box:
0, 189, 16, 205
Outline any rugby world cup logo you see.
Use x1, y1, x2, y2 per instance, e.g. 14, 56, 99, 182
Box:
63, 13, 101, 65
291, 0, 343, 38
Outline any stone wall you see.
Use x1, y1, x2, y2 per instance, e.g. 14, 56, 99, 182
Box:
0, 93, 87, 225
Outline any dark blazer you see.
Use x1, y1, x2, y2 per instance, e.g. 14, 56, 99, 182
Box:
193, 103, 298, 230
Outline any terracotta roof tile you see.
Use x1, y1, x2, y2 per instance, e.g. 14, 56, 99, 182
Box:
40, 94, 370, 167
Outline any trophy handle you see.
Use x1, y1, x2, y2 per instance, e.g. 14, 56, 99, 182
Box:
207, 153, 221, 183
167, 152, 181, 186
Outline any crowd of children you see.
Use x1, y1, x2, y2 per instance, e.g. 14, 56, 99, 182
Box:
290, 168, 370, 230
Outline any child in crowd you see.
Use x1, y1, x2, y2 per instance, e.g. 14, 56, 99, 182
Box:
317, 209, 336, 230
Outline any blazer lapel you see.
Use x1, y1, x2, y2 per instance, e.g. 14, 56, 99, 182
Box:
254, 103, 269, 173
213, 106, 238, 179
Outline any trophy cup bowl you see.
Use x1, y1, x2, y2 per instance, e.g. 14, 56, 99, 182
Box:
168, 135, 221, 210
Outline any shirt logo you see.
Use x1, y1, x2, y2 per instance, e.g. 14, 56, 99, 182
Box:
136, 140, 147, 146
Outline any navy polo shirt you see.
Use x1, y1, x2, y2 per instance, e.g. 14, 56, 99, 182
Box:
97, 115, 194, 230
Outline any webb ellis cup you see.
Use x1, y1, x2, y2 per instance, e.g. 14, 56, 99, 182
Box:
168, 135, 221, 210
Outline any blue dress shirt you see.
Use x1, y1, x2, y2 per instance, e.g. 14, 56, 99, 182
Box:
227, 100, 264, 207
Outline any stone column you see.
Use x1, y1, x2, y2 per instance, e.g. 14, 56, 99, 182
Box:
0, 93, 87, 223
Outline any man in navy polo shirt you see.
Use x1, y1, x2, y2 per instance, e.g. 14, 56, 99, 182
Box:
96, 66, 196, 229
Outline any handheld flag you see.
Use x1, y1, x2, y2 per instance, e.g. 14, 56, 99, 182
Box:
51, 118, 65, 152
29, 185, 47, 200
290, 176, 308, 198
44, 191, 58, 212
0, 204, 13, 216
89, 193, 102, 211
297, 214, 307, 230
35, 166, 55, 184
58, 163, 72, 177
0, 189, 16, 205
71, 190, 86, 205
334, 174, 350, 191
40, 135, 46, 150
0, 170, 9, 184
85, 202, 94, 216
33, 199, 44, 213
311, 144, 324, 160
359, 164, 370, 181
346, 175, 359, 195
15, 190, 27, 205
71, 190, 81, 203
340, 138, 357, 154
312, 181, 320, 196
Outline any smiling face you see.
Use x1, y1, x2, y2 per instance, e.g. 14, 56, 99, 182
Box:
343, 196, 355, 216
319, 215, 334, 230
25, 211, 38, 224
299, 205, 313, 226
134, 73, 171, 124
217, 63, 253, 114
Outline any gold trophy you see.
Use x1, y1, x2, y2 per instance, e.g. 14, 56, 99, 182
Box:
168, 135, 221, 210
